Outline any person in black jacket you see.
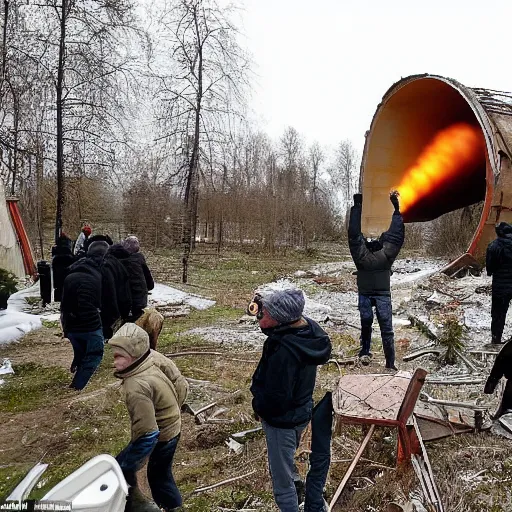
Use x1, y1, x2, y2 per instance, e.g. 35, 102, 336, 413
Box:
120, 236, 155, 321
61, 242, 105, 390
486, 222, 512, 345
52, 232, 75, 302
348, 191, 405, 370
250, 289, 331, 512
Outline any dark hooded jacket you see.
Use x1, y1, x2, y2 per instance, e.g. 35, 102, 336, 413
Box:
348, 204, 405, 296
486, 222, 512, 297
109, 244, 154, 315
60, 256, 102, 334
51, 240, 76, 302
103, 253, 132, 322
250, 317, 332, 428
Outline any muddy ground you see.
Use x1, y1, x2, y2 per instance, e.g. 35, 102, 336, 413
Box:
1, 245, 511, 511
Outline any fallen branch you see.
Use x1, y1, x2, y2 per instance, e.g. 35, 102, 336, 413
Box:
403, 348, 442, 362
329, 425, 375, 509
426, 377, 485, 385
192, 470, 257, 494
408, 315, 438, 341
420, 392, 488, 411
453, 349, 482, 374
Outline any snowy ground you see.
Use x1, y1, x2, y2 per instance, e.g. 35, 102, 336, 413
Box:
0, 281, 215, 346
181, 256, 512, 358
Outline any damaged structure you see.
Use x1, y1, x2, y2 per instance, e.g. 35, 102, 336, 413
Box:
360, 74, 512, 268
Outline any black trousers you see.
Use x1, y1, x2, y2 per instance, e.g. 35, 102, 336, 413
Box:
491, 294, 512, 343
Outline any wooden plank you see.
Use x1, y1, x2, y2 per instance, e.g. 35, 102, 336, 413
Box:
328, 425, 375, 511
413, 415, 445, 512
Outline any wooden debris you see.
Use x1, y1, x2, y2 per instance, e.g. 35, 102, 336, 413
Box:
225, 437, 244, 455
329, 425, 375, 509
231, 426, 262, 442
412, 415, 445, 512
420, 391, 488, 411
191, 469, 257, 494
426, 376, 484, 385
403, 348, 441, 362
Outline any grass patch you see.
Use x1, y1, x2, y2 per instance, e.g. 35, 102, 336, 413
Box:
0, 363, 71, 412
0, 466, 31, 501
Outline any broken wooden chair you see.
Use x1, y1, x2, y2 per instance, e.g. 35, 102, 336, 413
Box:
329, 368, 427, 509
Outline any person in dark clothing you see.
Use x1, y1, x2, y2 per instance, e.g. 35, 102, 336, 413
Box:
83, 234, 114, 255
250, 289, 332, 512
486, 222, 512, 345
120, 236, 155, 321
52, 232, 75, 302
348, 191, 405, 370
103, 250, 132, 333
61, 242, 105, 390
84, 241, 126, 341
484, 339, 512, 417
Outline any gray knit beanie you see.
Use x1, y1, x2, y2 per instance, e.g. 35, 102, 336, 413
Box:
261, 289, 305, 324
123, 235, 140, 254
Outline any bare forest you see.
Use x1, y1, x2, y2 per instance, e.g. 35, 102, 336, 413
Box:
0, 0, 361, 280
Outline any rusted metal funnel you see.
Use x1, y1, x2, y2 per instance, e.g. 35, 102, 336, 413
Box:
360, 74, 512, 267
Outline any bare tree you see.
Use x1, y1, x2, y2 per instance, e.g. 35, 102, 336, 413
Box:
332, 139, 358, 213
309, 141, 324, 205
153, 0, 249, 282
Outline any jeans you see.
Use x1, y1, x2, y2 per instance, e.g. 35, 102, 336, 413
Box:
147, 436, 182, 510
358, 294, 395, 367
491, 294, 512, 343
117, 434, 182, 511
263, 421, 307, 512
304, 393, 333, 512
68, 329, 104, 390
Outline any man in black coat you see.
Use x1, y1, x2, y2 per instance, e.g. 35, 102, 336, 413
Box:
250, 289, 332, 512
61, 242, 105, 390
86, 241, 131, 340
52, 232, 76, 302
120, 236, 155, 321
486, 222, 512, 345
348, 191, 405, 370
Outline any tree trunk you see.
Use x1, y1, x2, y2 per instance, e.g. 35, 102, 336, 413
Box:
55, 0, 67, 244
181, 4, 203, 283
36, 142, 44, 259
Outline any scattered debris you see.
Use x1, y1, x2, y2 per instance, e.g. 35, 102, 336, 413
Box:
0, 358, 14, 375
225, 437, 244, 455
191, 470, 257, 494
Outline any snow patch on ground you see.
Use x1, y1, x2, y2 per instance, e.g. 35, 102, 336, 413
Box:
256, 279, 332, 322
0, 281, 215, 346
150, 283, 215, 310
182, 326, 266, 348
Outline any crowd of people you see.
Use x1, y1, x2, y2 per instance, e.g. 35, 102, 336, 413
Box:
49, 201, 512, 512
56, 228, 155, 390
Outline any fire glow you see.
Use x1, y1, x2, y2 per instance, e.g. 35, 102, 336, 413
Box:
394, 123, 485, 213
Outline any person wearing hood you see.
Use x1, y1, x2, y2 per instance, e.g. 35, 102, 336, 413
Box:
486, 222, 512, 345
348, 191, 405, 370
250, 289, 332, 512
61, 241, 106, 390
110, 323, 188, 512
116, 236, 154, 321
52, 232, 75, 302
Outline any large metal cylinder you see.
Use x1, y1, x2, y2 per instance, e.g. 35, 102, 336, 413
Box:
360, 74, 512, 260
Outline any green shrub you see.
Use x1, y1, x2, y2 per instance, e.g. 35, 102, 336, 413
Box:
0, 268, 17, 296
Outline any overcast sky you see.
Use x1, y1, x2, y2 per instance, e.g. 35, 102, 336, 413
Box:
241, 0, 512, 154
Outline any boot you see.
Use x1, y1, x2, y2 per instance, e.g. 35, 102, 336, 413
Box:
125, 487, 161, 512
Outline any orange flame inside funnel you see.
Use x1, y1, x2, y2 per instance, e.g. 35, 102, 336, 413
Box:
394, 123, 485, 213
